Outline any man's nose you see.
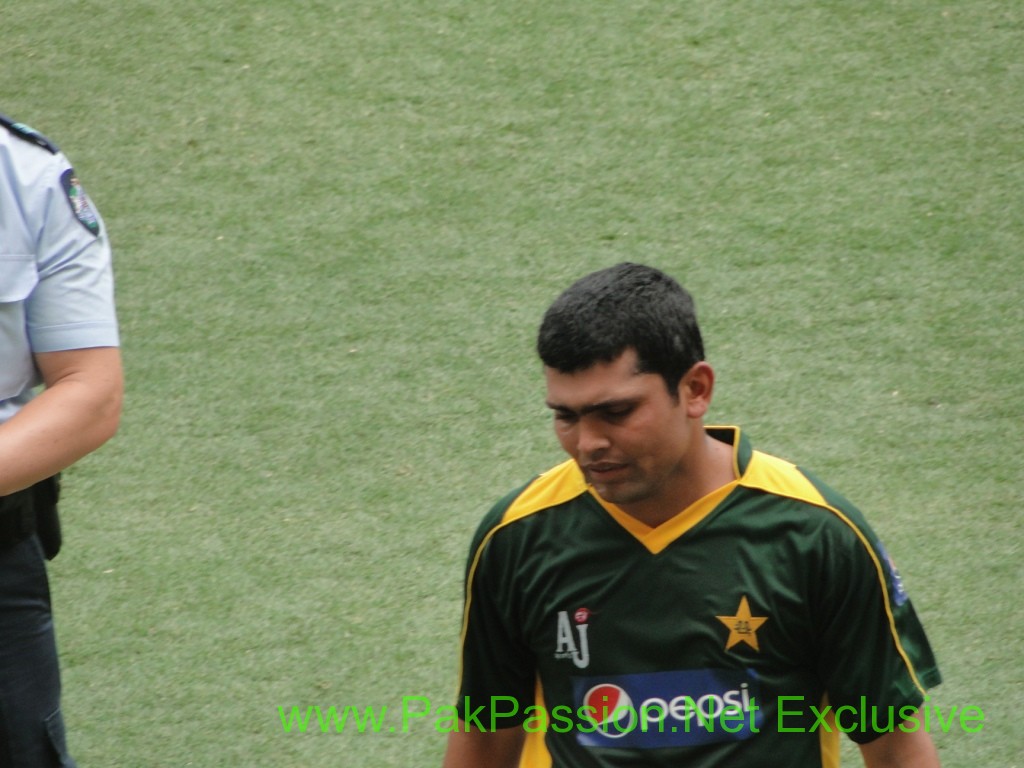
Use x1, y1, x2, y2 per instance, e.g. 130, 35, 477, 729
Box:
576, 416, 610, 456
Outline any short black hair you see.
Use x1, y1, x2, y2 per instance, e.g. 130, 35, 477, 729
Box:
537, 263, 705, 395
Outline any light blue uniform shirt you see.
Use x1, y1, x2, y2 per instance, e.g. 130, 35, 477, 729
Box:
0, 121, 119, 425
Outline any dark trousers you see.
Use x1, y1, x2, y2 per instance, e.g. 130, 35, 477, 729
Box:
0, 534, 75, 767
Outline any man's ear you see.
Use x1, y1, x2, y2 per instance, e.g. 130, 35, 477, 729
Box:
679, 361, 715, 418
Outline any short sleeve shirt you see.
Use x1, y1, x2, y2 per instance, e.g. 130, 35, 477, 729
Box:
0, 117, 119, 425
453, 427, 941, 767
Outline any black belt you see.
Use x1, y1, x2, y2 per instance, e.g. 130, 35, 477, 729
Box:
0, 485, 37, 549
0, 476, 60, 557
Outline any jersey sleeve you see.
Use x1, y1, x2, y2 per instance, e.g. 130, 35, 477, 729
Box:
454, 488, 537, 729
26, 152, 119, 353
808, 488, 942, 743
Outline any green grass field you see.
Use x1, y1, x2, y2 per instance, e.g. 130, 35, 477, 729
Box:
4, 1, 1022, 765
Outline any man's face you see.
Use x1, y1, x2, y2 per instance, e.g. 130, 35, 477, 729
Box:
544, 348, 698, 516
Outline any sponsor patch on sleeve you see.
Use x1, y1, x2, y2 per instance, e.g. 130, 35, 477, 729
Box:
875, 541, 909, 607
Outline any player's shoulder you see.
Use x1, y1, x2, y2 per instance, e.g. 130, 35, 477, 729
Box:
0, 113, 60, 155
740, 447, 877, 534
471, 460, 589, 542
743, 447, 848, 509
497, 459, 587, 525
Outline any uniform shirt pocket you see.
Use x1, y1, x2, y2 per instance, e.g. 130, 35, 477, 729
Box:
0, 253, 39, 303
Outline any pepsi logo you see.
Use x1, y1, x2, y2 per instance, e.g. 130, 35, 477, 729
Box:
582, 683, 635, 737
572, 669, 763, 748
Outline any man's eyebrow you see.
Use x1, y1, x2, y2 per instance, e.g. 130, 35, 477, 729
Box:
544, 397, 639, 416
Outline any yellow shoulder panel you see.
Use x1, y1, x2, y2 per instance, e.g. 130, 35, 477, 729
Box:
502, 459, 588, 525
740, 450, 829, 507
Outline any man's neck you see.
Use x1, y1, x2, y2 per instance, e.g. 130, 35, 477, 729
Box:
620, 431, 737, 528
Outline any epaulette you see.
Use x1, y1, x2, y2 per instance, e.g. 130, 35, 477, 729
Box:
0, 113, 60, 154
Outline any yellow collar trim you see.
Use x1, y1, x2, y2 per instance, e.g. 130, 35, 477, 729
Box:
592, 480, 740, 554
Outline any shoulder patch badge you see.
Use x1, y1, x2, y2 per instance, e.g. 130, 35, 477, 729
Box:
60, 168, 101, 236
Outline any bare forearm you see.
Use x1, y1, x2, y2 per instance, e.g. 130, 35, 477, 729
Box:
0, 347, 122, 495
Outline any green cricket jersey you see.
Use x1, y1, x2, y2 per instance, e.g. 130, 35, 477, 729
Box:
453, 427, 940, 767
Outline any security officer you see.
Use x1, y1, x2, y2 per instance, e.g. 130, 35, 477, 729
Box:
0, 114, 123, 767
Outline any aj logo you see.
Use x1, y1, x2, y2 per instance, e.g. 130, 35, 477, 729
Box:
554, 607, 591, 668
